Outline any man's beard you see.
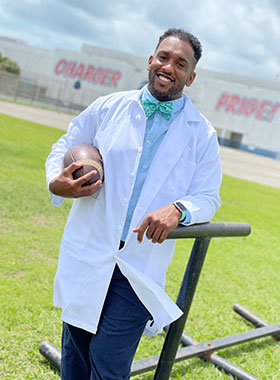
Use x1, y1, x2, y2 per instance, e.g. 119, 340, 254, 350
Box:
148, 70, 184, 101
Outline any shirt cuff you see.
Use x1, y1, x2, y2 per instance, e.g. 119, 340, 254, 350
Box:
50, 192, 64, 207
47, 177, 64, 207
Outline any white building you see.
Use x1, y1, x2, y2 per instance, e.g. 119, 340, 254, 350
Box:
188, 68, 280, 159
0, 35, 279, 159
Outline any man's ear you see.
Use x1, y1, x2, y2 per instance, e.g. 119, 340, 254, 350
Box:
147, 55, 153, 71
185, 71, 196, 87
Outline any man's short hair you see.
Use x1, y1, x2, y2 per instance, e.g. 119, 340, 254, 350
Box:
156, 28, 202, 64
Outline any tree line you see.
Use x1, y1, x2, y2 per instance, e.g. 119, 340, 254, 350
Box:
0, 52, 20, 74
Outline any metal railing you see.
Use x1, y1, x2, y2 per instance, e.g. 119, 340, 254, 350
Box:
131, 222, 253, 379
41, 222, 276, 380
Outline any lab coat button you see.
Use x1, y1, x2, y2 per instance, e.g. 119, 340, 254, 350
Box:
131, 172, 135, 178
117, 225, 122, 231
123, 198, 128, 204
146, 139, 150, 144
138, 147, 142, 153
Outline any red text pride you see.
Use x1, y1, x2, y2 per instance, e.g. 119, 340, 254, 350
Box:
216, 93, 279, 122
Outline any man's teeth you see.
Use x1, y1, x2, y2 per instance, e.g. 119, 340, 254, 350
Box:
159, 75, 171, 82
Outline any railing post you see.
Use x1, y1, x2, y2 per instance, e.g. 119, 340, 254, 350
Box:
153, 237, 210, 380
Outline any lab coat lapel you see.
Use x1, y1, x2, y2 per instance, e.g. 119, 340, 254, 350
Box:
128, 110, 193, 233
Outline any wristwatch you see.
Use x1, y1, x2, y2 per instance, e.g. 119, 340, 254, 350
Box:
172, 201, 187, 223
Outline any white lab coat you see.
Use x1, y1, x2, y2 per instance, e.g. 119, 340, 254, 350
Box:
45, 87, 222, 336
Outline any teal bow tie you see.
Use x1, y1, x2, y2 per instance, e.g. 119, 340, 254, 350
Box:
141, 98, 174, 120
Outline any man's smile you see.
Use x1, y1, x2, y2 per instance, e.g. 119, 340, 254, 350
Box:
156, 72, 175, 83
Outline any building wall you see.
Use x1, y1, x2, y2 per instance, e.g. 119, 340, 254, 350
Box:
188, 68, 280, 158
0, 36, 148, 107
0, 36, 279, 158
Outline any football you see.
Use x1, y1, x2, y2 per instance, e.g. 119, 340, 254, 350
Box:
63, 144, 104, 186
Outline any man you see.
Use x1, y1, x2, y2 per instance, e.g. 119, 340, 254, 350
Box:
46, 28, 222, 380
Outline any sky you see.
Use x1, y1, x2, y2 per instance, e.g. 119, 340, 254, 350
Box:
0, 0, 279, 80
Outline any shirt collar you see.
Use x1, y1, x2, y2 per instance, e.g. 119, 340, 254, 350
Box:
141, 86, 185, 115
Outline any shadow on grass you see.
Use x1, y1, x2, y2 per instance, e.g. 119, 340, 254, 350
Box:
39, 358, 60, 376
219, 335, 278, 359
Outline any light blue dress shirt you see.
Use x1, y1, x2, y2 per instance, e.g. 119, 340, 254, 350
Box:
121, 87, 190, 242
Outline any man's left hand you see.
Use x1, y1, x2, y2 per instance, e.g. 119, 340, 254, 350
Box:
133, 204, 181, 244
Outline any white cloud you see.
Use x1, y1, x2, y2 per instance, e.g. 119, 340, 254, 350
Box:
0, 0, 279, 79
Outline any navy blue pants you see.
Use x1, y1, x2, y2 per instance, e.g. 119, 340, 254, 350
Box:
61, 265, 151, 380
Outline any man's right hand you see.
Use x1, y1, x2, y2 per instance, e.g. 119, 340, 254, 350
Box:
49, 162, 103, 198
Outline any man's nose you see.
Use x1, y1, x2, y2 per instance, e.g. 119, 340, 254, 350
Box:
162, 61, 174, 73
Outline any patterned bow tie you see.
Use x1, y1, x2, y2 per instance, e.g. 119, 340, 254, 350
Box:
141, 98, 174, 120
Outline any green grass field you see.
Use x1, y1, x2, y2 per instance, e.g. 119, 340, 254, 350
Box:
0, 113, 279, 379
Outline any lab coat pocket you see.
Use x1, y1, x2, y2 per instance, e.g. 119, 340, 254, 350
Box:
62, 197, 97, 250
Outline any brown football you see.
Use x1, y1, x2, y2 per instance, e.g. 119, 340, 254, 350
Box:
63, 144, 104, 186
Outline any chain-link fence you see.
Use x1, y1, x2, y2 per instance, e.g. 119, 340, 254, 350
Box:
0, 70, 104, 113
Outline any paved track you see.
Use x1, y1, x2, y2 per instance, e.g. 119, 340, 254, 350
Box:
1, 100, 279, 189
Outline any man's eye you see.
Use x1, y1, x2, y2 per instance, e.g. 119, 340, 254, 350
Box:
178, 62, 185, 68
159, 55, 166, 60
